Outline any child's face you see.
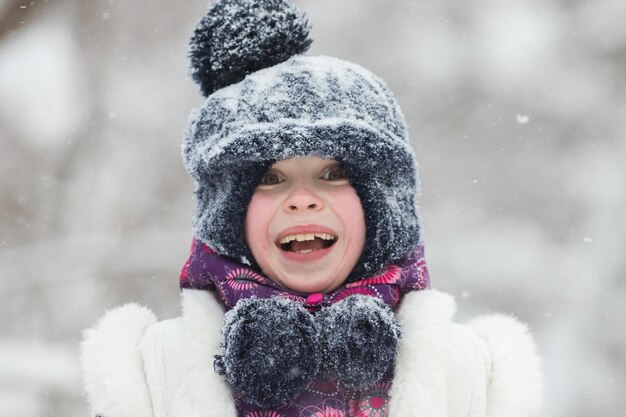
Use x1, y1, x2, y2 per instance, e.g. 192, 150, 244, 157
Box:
245, 156, 366, 293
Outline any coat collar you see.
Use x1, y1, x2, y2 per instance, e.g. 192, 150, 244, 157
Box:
172, 289, 237, 417
388, 289, 455, 417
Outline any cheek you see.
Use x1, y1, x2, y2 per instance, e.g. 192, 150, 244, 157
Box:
245, 193, 276, 251
331, 188, 366, 242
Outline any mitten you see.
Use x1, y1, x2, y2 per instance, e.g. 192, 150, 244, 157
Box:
317, 294, 401, 389
215, 296, 320, 407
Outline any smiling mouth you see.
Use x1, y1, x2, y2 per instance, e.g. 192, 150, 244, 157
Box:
277, 233, 338, 254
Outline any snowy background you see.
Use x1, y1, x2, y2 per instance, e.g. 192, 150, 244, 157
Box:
1, 0, 624, 416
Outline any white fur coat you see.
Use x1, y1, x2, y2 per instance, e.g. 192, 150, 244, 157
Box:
81, 289, 542, 417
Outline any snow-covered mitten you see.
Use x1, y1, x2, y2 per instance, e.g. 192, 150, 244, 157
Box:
215, 297, 320, 408
316, 294, 401, 389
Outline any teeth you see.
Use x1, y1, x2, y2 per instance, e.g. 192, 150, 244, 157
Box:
279, 233, 336, 245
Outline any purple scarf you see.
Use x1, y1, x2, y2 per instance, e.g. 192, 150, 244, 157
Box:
179, 238, 430, 417
180, 238, 429, 311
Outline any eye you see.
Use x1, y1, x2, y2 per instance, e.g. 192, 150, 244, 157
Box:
259, 172, 284, 185
321, 166, 347, 181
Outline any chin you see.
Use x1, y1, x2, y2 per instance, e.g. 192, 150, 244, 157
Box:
279, 273, 342, 294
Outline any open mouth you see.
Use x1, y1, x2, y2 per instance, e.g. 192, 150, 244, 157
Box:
277, 233, 338, 254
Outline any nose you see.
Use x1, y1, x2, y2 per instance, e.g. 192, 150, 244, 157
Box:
284, 185, 324, 212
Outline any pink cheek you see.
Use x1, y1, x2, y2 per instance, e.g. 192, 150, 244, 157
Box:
329, 188, 366, 238
245, 193, 278, 252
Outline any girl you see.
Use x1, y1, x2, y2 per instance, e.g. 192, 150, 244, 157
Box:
81, 1, 542, 416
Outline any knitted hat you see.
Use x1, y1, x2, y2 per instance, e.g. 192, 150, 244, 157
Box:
183, 0, 421, 279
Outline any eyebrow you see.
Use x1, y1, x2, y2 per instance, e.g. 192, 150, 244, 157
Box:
266, 160, 342, 176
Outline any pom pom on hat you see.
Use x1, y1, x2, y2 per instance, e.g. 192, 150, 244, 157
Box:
189, 0, 312, 96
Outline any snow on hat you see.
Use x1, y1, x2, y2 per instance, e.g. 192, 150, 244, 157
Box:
183, 0, 421, 279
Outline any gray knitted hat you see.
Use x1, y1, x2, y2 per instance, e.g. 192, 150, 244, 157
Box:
183, 0, 420, 279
